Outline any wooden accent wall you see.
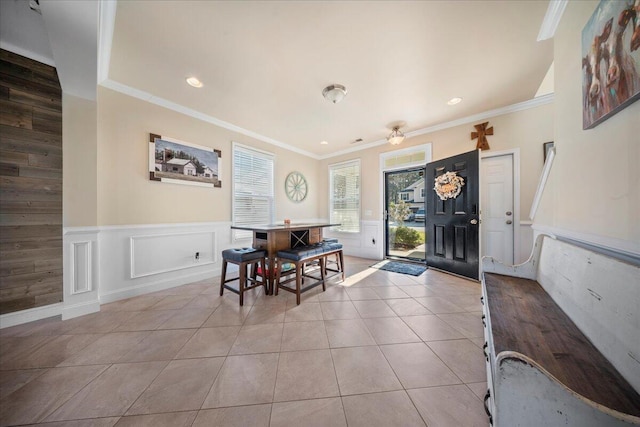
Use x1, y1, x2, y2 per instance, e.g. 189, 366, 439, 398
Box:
0, 49, 63, 314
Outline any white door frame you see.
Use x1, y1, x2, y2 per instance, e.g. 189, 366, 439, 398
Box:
480, 148, 521, 264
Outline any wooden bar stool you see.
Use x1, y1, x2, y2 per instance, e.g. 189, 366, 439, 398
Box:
220, 248, 267, 306
322, 238, 343, 275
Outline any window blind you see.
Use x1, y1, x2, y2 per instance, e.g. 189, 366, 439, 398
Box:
232, 144, 274, 240
329, 159, 360, 233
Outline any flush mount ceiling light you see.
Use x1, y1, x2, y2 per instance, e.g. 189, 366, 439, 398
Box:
186, 77, 203, 88
322, 84, 347, 103
447, 97, 463, 105
320, 141, 328, 145
387, 126, 405, 145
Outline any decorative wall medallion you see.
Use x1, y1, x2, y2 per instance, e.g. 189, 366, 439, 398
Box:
434, 171, 465, 201
285, 171, 308, 202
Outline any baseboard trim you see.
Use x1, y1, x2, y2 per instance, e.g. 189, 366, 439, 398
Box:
62, 300, 100, 321
0, 303, 63, 329
99, 269, 219, 304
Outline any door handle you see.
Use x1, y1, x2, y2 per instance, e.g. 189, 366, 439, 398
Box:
506, 211, 512, 216
470, 219, 478, 225
506, 220, 512, 225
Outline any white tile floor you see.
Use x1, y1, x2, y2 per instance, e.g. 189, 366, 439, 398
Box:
0, 256, 489, 426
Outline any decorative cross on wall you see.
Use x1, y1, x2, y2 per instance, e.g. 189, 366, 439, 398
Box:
471, 122, 493, 150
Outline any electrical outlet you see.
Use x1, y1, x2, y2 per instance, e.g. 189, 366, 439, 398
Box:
372, 238, 376, 245
195, 252, 200, 261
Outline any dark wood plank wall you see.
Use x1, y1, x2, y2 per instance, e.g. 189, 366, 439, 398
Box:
0, 49, 63, 314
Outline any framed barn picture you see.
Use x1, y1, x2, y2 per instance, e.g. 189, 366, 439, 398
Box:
149, 133, 221, 188
581, 0, 640, 129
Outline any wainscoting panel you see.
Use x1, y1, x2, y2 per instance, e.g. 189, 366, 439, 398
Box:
130, 231, 216, 278
99, 222, 230, 304
63, 229, 99, 320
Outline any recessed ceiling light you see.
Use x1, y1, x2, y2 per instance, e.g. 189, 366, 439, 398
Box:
447, 97, 462, 105
320, 141, 328, 145
186, 77, 203, 88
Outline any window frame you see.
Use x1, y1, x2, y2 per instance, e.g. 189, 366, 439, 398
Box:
328, 158, 361, 233
232, 142, 275, 240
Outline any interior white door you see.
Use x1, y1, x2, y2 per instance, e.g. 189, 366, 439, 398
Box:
481, 154, 514, 264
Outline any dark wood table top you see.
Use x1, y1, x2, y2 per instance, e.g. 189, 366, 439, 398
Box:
230, 223, 340, 232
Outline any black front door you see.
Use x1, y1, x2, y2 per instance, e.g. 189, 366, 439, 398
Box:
425, 150, 480, 280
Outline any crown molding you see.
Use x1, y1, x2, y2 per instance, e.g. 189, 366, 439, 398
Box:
537, 0, 568, 41
0, 41, 55, 67
98, 0, 117, 83
100, 78, 319, 159
317, 93, 555, 160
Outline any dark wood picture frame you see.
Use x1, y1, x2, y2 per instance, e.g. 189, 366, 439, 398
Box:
149, 133, 222, 188
543, 141, 554, 162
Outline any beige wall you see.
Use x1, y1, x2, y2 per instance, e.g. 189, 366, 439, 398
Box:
63, 94, 97, 227
318, 103, 554, 222
95, 87, 320, 226
536, 1, 640, 244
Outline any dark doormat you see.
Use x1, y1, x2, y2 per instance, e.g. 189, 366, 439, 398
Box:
371, 260, 427, 276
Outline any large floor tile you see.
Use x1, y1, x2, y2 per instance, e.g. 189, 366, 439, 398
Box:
58, 332, 149, 366
324, 319, 375, 348
117, 329, 195, 362
202, 303, 251, 327
437, 313, 484, 338
101, 295, 165, 312
228, 323, 283, 355
0, 365, 108, 426
192, 404, 271, 427
44, 361, 167, 421
0, 368, 47, 399
380, 342, 461, 389
156, 308, 214, 329
401, 285, 435, 298
466, 382, 487, 400
342, 390, 426, 427
113, 310, 176, 332
402, 315, 465, 342
126, 357, 224, 414
115, 411, 197, 426
414, 296, 466, 314
345, 287, 381, 300
244, 303, 286, 324
284, 302, 323, 322
270, 397, 347, 427
202, 353, 279, 408
1, 334, 99, 370
0, 335, 53, 366
35, 418, 120, 427
175, 326, 240, 358
427, 339, 486, 383
362, 317, 420, 345
281, 321, 329, 351
331, 346, 402, 395
385, 299, 432, 316
317, 286, 350, 302
352, 300, 397, 318
273, 349, 339, 401
148, 295, 196, 310
67, 311, 137, 334
408, 384, 488, 427
372, 286, 410, 299
320, 301, 360, 320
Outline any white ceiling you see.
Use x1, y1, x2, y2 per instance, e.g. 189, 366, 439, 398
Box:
1, 0, 554, 158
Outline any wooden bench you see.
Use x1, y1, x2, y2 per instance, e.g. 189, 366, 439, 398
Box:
481, 234, 640, 426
